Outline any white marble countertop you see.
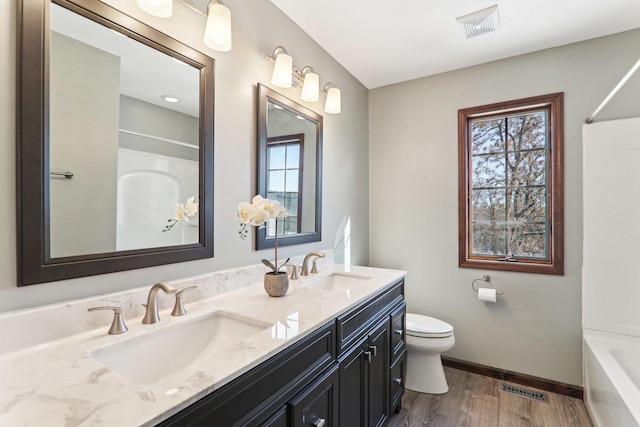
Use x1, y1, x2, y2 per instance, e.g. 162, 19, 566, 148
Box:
0, 264, 405, 427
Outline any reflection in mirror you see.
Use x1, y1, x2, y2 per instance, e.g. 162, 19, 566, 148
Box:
257, 84, 322, 249
49, 3, 201, 257
17, 0, 214, 285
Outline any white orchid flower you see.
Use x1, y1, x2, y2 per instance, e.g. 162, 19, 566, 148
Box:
237, 202, 256, 224
174, 203, 187, 221
277, 206, 290, 218
250, 208, 270, 226
251, 195, 266, 210
184, 197, 199, 217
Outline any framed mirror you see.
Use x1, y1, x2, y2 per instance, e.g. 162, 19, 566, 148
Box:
17, 0, 214, 285
257, 84, 322, 249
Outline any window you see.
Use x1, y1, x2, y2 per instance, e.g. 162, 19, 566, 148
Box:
267, 134, 304, 235
458, 93, 564, 274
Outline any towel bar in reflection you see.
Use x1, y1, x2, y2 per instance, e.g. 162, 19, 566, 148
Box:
50, 171, 74, 179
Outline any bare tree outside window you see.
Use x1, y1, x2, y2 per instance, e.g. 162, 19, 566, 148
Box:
458, 93, 564, 275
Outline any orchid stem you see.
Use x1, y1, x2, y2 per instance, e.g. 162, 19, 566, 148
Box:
274, 218, 278, 272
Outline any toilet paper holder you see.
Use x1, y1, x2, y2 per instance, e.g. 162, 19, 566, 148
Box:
471, 275, 504, 295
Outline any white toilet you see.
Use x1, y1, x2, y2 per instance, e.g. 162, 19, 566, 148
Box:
405, 313, 455, 394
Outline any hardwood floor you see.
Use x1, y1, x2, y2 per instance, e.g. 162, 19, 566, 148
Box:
387, 367, 593, 427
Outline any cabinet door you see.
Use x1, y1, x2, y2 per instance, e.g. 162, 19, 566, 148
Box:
367, 318, 390, 427
290, 364, 339, 427
338, 336, 369, 427
261, 406, 288, 427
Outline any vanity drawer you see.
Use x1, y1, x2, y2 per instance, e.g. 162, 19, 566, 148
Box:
336, 279, 404, 355
390, 351, 406, 412
390, 302, 406, 363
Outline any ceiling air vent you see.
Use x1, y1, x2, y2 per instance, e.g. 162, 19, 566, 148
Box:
456, 5, 500, 39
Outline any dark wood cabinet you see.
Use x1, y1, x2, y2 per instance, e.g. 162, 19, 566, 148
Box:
367, 319, 390, 427
290, 363, 339, 427
338, 317, 390, 427
262, 407, 288, 427
157, 278, 405, 427
338, 335, 368, 426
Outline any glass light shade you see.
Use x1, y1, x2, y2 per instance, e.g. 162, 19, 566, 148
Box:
203, 3, 232, 52
136, 0, 173, 18
271, 53, 293, 88
300, 72, 320, 102
324, 87, 341, 114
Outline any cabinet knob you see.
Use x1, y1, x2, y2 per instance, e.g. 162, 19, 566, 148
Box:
393, 377, 402, 384
312, 417, 326, 427
364, 350, 372, 363
394, 329, 403, 335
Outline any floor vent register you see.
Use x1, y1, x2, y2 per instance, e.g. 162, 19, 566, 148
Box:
500, 383, 547, 402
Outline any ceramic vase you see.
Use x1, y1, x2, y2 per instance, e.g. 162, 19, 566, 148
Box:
264, 271, 289, 297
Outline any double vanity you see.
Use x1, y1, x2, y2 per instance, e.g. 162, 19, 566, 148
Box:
0, 261, 406, 426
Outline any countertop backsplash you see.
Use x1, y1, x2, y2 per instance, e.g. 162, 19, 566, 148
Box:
0, 250, 333, 355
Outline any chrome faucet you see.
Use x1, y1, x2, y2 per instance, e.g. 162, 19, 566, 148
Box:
142, 282, 177, 324
301, 252, 325, 276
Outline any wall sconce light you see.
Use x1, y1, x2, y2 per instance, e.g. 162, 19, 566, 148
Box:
323, 83, 341, 115
300, 66, 319, 102
265, 46, 342, 114
136, 0, 232, 52
270, 46, 293, 88
203, 1, 232, 52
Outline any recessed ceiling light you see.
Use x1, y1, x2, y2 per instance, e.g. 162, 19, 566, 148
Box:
161, 95, 180, 103
273, 104, 283, 110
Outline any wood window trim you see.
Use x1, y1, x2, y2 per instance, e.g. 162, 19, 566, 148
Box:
458, 92, 564, 275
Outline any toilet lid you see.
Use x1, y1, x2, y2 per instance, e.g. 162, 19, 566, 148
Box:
406, 313, 453, 338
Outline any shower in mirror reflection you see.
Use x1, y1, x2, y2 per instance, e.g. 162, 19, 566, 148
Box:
136, 0, 232, 52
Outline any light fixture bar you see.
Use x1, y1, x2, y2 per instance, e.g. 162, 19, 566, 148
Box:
264, 46, 342, 114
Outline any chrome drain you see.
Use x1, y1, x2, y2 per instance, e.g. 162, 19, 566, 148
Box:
500, 383, 547, 402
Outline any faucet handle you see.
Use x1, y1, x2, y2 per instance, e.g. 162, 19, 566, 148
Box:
171, 286, 197, 316
311, 253, 325, 274
289, 265, 300, 280
88, 306, 128, 335
311, 258, 320, 274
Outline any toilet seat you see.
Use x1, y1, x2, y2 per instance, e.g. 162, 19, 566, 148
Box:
406, 313, 453, 338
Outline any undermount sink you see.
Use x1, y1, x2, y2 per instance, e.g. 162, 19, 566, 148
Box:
300, 272, 374, 291
90, 311, 271, 385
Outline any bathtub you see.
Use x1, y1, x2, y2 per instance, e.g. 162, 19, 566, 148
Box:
583, 329, 640, 427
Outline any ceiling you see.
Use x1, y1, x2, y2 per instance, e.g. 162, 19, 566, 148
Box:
270, 0, 640, 89
52, 3, 200, 117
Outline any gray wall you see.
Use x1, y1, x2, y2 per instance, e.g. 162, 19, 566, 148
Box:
0, 0, 369, 312
369, 29, 640, 386
49, 32, 120, 257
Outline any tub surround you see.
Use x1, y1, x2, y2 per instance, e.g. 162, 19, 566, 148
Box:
0, 257, 405, 426
583, 330, 640, 426
582, 118, 640, 426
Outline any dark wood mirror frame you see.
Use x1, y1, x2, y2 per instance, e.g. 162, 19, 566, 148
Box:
16, 0, 215, 286
256, 84, 322, 250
